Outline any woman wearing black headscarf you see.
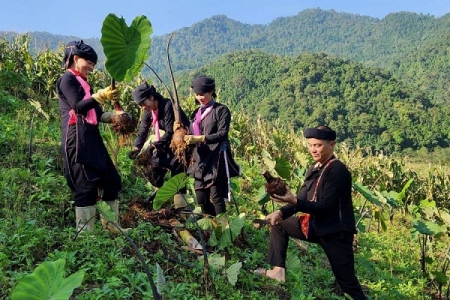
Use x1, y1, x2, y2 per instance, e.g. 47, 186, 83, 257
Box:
184, 76, 241, 216
56, 40, 125, 233
129, 82, 190, 207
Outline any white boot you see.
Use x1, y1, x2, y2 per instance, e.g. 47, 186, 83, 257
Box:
75, 206, 96, 232
174, 193, 187, 209
100, 200, 131, 234
174, 194, 191, 219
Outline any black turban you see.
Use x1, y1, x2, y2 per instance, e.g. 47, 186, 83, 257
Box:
191, 76, 215, 93
62, 40, 98, 67
132, 83, 156, 105
304, 127, 336, 141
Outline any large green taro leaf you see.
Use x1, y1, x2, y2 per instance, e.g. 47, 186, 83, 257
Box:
11, 259, 84, 300
101, 14, 152, 82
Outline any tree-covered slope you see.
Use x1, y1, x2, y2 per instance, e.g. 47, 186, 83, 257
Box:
175, 50, 449, 153
3, 9, 449, 90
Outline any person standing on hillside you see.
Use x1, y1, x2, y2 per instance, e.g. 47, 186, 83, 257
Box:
56, 40, 127, 233
255, 125, 366, 299
128, 82, 190, 208
184, 76, 241, 216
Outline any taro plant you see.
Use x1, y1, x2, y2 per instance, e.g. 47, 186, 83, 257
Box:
10, 259, 84, 300
410, 198, 450, 298
99, 13, 153, 166
95, 200, 161, 300
353, 177, 415, 233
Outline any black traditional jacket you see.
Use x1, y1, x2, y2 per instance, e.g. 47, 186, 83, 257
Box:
279, 156, 357, 236
56, 71, 109, 178
133, 98, 189, 169
187, 102, 240, 189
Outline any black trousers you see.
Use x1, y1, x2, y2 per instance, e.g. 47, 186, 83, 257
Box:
65, 135, 121, 207
195, 168, 228, 216
268, 216, 366, 300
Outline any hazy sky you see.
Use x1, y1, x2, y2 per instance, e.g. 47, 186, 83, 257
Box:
1, 0, 448, 38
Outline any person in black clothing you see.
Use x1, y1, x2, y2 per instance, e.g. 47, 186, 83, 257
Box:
184, 76, 241, 216
56, 40, 127, 233
256, 125, 366, 299
129, 82, 190, 208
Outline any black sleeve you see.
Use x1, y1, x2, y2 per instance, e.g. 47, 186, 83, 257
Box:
295, 164, 348, 215
154, 100, 175, 149
58, 74, 99, 114
134, 110, 152, 149
204, 104, 230, 144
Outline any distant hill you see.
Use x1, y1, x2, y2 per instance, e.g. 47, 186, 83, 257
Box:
1, 8, 449, 104
173, 50, 450, 153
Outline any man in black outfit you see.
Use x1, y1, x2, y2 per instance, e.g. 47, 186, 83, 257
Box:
257, 125, 366, 299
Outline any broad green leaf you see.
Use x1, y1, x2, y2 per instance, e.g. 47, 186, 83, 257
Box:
262, 154, 276, 172
275, 157, 291, 180
412, 219, 442, 236
11, 259, 84, 300
208, 222, 224, 247
208, 254, 225, 270
153, 173, 188, 210
101, 14, 152, 82
257, 185, 270, 205
155, 263, 165, 294
286, 251, 301, 274
226, 262, 242, 285
230, 179, 240, 193
398, 178, 413, 201
229, 213, 246, 239
216, 213, 246, 249
386, 191, 400, 208
419, 199, 436, 208
95, 200, 115, 222
439, 210, 450, 227
197, 217, 214, 231
353, 181, 382, 206
433, 271, 448, 285
375, 190, 388, 205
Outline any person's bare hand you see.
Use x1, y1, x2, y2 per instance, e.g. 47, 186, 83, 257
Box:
271, 189, 297, 206
266, 210, 283, 226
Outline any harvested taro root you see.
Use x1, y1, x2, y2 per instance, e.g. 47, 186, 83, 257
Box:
170, 126, 189, 166
262, 170, 287, 196
112, 112, 138, 135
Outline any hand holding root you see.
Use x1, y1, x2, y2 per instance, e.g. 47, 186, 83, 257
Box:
271, 190, 297, 206
92, 86, 117, 104
184, 135, 205, 145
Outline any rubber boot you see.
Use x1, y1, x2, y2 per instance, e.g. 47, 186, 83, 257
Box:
174, 193, 190, 219
100, 200, 131, 234
75, 206, 96, 232
174, 193, 187, 209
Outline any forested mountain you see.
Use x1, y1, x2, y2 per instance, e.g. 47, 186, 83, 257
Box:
2, 9, 449, 106
173, 50, 449, 153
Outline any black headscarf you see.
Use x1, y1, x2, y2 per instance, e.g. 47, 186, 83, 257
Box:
191, 76, 215, 93
132, 82, 156, 105
62, 40, 98, 68
304, 126, 336, 141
